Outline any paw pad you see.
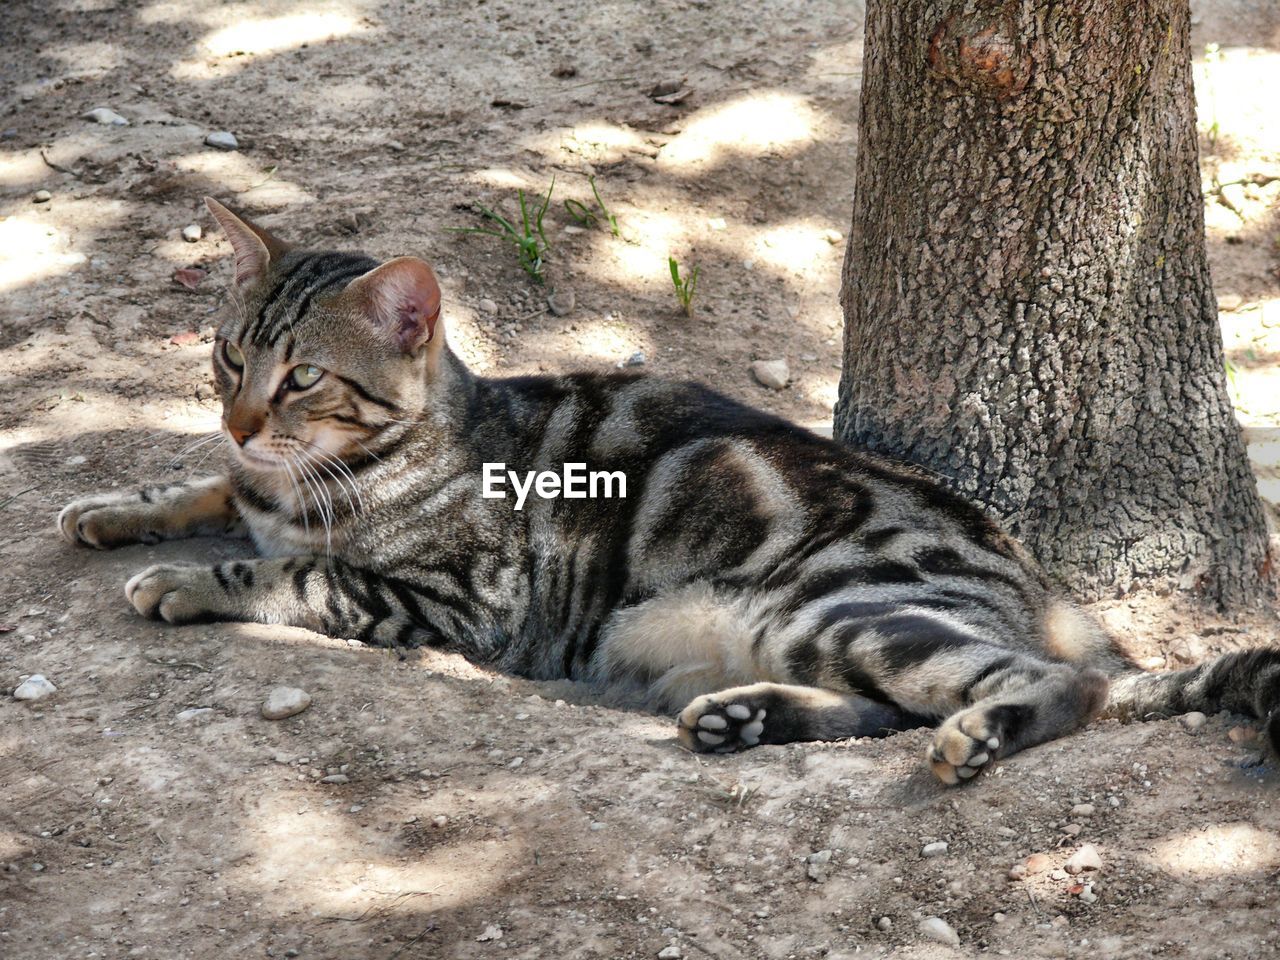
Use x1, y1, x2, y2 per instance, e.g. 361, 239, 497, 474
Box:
678, 696, 768, 753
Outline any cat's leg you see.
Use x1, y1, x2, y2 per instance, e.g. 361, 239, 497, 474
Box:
124, 557, 444, 646
678, 682, 927, 752
58, 476, 243, 548
927, 662, 1109, 784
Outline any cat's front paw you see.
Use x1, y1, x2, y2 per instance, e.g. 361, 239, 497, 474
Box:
59, 493, 162, 549
126, 564, 225, 624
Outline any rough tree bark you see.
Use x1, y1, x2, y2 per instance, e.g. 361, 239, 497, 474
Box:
834, 0, 1273, 607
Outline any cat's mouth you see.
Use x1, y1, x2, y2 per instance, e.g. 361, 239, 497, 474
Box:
236, 447, 287, 471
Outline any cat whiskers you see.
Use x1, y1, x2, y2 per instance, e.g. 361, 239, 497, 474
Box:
279, 457, 311, 539
289, 451, 335, 555
298, 444, 364, 518
166, 431, 223, 469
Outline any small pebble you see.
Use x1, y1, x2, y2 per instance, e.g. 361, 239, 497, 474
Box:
14, 675, 57, 700
204, 131, 238, 151
921, 841, 949, 858
182, 224, 202, 242
993, 912, 1007, 923
1025, 852, 1054, 873
918, 916, 960, 947
1228, 725, 1257, 743
320, 774, 349, 785
261, 686, 311, 720
1007, 863, 1028, 880
750, 359, 790, 390
33, 190, 52, 203
1062, 823, 1082, 837
479, 298, 498, 314
1179, 711, 1208, 732
175, 707, 214, 723
822, 228, 843, 244
548, 288, 575, 316
876, 916, 892, 932
1078, 883, 1098, 904
1216, 293, 1244, 312
657, 948, 682, 960
617, 350, 647, 368
1071, 803, 1095, 817
431, 815, 448, 828
807, 849, 832, 865
1064, 844, 1103, 875
476, 924, 503, 942
82, 107, 129, 126
386, 139, 405, 152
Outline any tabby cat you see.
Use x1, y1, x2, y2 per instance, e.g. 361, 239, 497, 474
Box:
58, 199, 1280, 783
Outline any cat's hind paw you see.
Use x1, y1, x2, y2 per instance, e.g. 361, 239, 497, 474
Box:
126, 564, 224, 624
928, 709, 1002, 785
677, 694, 768, 753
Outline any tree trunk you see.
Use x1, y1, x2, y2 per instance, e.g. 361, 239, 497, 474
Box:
834, 0, 1272, 607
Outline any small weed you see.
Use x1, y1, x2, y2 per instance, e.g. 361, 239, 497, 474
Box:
706, 778, 758, 810
451, 178, 555, 283
669, 256, 699, 317
563, 175, 620, 237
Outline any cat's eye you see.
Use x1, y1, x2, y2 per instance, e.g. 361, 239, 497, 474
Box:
223, 341, 244, 369
290, 364, 324, 389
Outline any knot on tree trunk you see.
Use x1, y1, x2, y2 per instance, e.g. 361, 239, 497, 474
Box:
928, 10, 1031, 98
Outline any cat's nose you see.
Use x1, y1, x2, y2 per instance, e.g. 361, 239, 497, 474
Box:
228, 425, 256, 446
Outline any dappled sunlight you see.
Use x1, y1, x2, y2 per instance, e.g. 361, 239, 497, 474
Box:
0, 148, 58, 188
0, 392, 216, 457
527, 122, 651, 168
1150, 824, 1280, 878
558, 315, 648, 363
609, 210, 687, 287
657, 91, 824, 171
172, 151, 315, 206
752, 221, 843, 277
0, 217, 87, 293
234, 786, 515, 917
171, 11, 370, 80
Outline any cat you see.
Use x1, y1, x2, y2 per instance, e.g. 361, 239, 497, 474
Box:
57, 198, 1280, 784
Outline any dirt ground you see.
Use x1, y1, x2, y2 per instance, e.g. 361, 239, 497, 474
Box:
3, 1, 1280, 958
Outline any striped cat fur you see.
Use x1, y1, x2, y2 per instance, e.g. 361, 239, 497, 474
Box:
58, 199, 1280, 784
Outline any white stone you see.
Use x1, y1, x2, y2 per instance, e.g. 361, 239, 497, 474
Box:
918, 916, 960, 947
182, 224, 202, 243
1179, 711, 1208, 732
13, 675, 56, 700
33, 190, 51, 203
261, 686, 311, 720
1216, 293, 1244, 312
82, 107, 129, 126
175, 707, 214, 723
922, 841, 949, 858
1064, 843, 1103, 875
876, 916, 892, 932
750, 359, 790, 390
548, 288, 575, 316
1070, 803, 1095, 817
205, 131, 238, 151
476, 924, 503, 942
658, 948, 682, 959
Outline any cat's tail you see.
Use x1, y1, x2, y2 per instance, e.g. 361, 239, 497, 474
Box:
1102, 647, 1280, 753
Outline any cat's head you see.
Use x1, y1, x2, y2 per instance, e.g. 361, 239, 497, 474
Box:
203, 197, 443, 475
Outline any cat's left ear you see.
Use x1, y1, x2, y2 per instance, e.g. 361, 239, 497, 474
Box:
347, 257, 442, 354
203, 197, 289, 289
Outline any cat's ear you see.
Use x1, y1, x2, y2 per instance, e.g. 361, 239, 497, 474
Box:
347, 257, 442, 354
203, 197, 288, 289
